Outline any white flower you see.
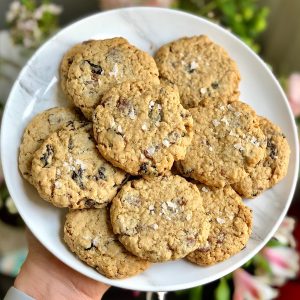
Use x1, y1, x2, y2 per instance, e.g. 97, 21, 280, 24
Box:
34, 4, 62, 20
261, 247, 299, 286
274, 216, 296, 247
5, 197, 18, 214
233, 268, 278, 300
6, 1, 21, 23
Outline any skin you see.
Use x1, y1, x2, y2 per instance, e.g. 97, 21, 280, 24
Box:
14, 229, 109, 300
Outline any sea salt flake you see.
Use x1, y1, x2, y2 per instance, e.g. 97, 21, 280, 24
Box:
162, 139, 170, 147
208, 146, 213, 152
145, 146, 156, 157
151, 223, 159, 230
234, 143, 245, 151
149, 205, 155, 211
141, 123, 148, 131
200, 87, 207, 95
167, 201, 177, 209
190, 61, 198, 70
201, 186, 209, 193
54, 181, 62, 189
216, 217, 226, 224
149, 100, 155, 109
212, 119, 220, 127
227, 104, 235, 111
109, 63, 118, 77
186, 212, 193, 221
128, 106, 136, 120
116, 125, 123, 134
221, 117, 229, 126
219, 105, 225, 111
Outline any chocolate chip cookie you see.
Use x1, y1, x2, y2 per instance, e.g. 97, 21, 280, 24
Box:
155, 35, 240, 108
232, 117, 290, 198
19, 107, 82, 184
110, 175, 210, 262
64, 208, 150, 279
93, 81, 193, 176
31, 121, 127, 209
66, 37, 159, 119
187, 184, 252, 265
176, 99, 267, 187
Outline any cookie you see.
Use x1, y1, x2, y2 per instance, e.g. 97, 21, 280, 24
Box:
60, 40, 94, 98
110, 175, 210, 262
155, 35, 240, 108
232, 117, 290, 198
19, 107, 82, 184
31, 121, 127, 209
93, 81, 193, 176
187, 184, 252, 265
64, 208, 150, 279
176, 100, 267, 187
66, 37, 159, 120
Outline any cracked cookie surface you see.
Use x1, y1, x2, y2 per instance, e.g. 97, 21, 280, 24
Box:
176, 99, 267, 187
187, 184, 252, 266
66, 37, 159, 119
232, 117, 290, 198
64, 208, 150, 279
31, 121, 127, 209
155, 35, 240, 108
19, 107, 82, 184
110, 175, 210, 262
93, 81, 193, 176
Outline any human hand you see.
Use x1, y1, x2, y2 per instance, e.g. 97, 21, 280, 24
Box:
14, 229, 110, 300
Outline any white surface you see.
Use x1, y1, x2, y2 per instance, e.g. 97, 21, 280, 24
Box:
1, 7, 299, 292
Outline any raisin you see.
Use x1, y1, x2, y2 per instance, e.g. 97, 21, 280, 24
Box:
267, 139, 278, 159
211, 82, 219, 89
71, 167, 85, 189
85, 60, 103, 75
94, 166, 106, 181
40, 145, 54, 167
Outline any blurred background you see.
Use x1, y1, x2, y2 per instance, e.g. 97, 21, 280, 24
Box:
0, 1, 299, 299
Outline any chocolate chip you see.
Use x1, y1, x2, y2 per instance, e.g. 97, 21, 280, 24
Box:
85, 240, 97, 250
84, 199, 97, 208
139, 162, 148, 174
211, 82, 219, 89
40, 144, 54, 167
94, 166, 106, 181
85, 60, 103, 75
267, 139, 278, 159
67, 58, 73, 66
68, 137, 74, 150
71, 167, 85, 189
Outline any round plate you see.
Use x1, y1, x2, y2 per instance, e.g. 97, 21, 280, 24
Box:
1, 7, 299, 292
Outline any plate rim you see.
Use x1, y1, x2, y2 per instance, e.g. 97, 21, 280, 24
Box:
1, 6, 299, 292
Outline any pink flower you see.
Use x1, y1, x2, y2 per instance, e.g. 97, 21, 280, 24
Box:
274, 217, 296, 248
287, 73, 300, 117
260, 247, 299, 286
233, 268, 278, 300
100, 0, 174, 10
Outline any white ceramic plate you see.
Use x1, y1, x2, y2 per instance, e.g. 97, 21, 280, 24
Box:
1, 7, 299, 292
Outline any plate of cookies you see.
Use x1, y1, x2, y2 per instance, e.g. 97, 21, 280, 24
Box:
1, 7, 299, 292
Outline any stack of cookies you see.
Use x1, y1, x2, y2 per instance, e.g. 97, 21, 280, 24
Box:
19, 36, 290, 279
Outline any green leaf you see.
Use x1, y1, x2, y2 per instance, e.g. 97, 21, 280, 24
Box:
189, 286, 203, 300
215, 277, 230, 300
253, 253, 271, 273
267, 238, 286, 247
